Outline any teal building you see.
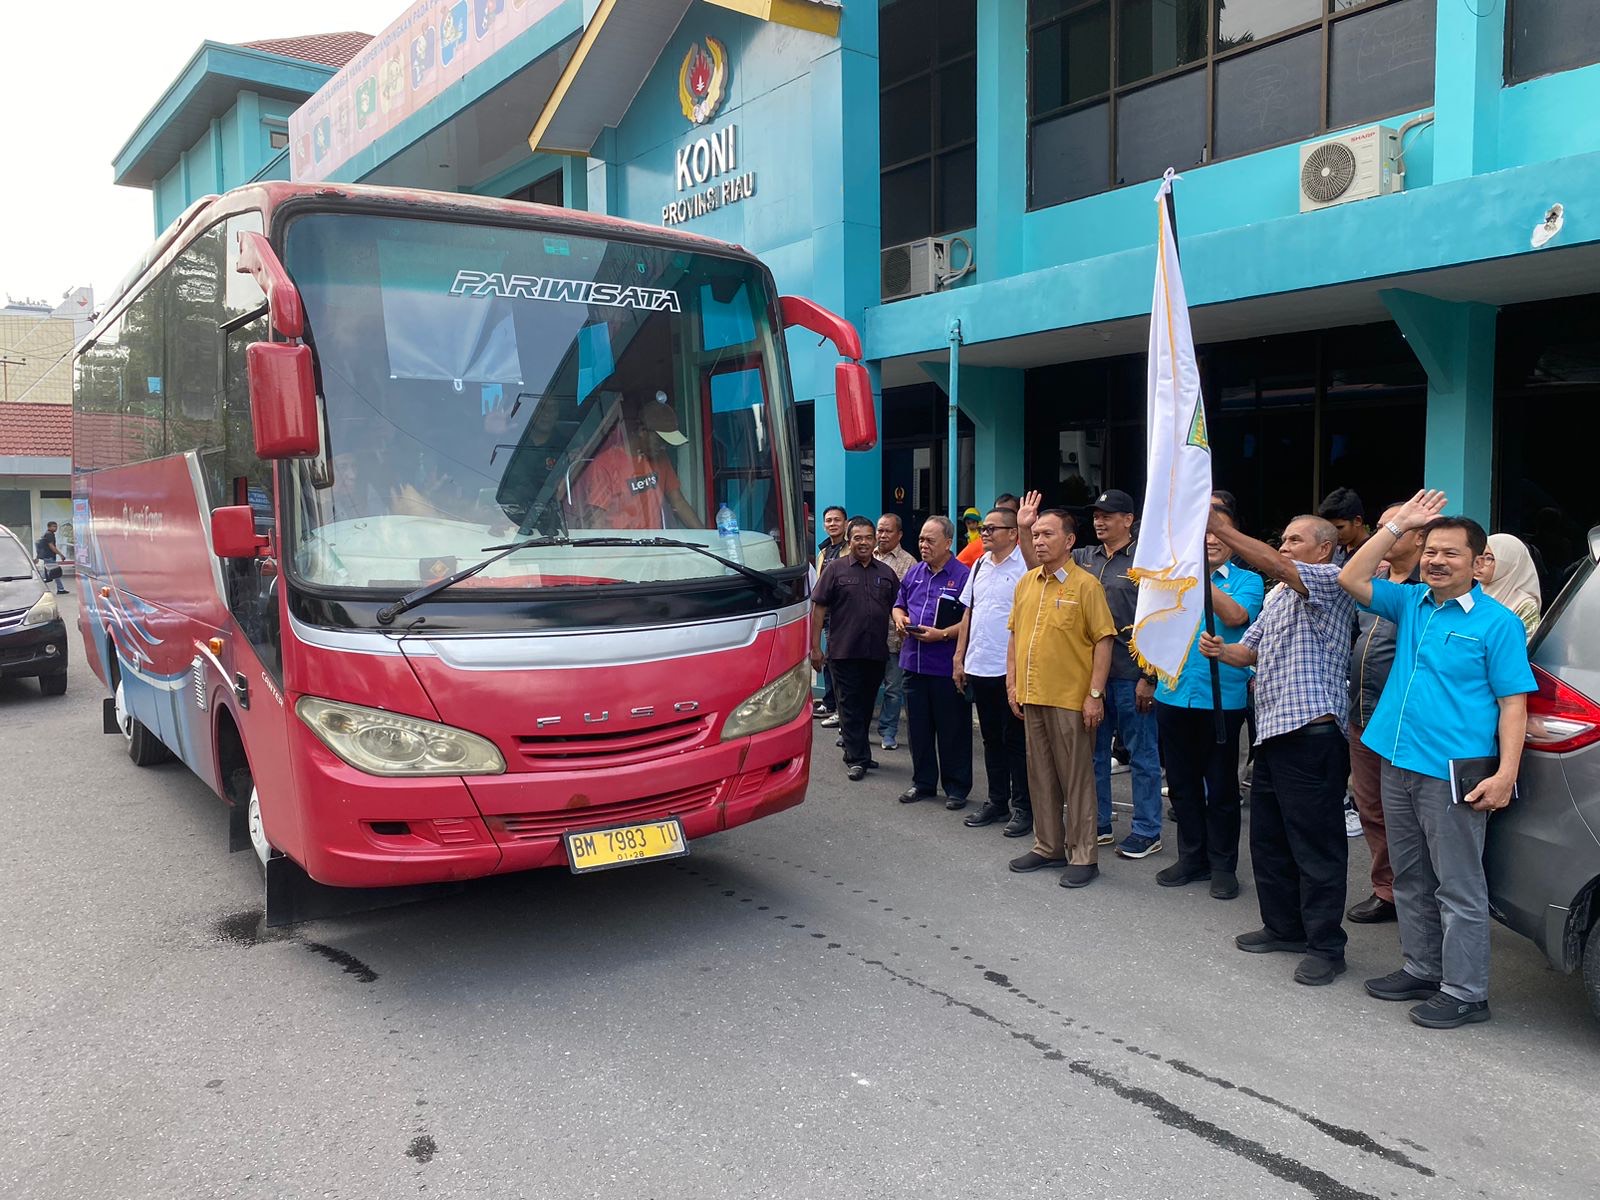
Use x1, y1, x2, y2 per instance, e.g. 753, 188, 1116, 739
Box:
124, 1, 1600, 591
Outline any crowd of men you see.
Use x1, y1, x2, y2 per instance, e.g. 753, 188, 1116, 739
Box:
809, 486, 1539, 1029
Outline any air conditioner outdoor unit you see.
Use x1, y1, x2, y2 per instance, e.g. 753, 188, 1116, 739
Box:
1298, 125, 1401, 213
881, 237, 951, 301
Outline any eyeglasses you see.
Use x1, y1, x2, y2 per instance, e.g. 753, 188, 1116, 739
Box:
979, 524, 1016, 534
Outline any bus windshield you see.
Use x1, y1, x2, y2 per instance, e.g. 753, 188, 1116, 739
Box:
280, 212, 802, 593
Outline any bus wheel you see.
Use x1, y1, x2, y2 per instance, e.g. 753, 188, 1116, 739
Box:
247, 786, 274, 868
115, 678, 172, 767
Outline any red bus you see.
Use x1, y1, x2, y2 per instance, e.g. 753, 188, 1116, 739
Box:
72, 183, 874, 922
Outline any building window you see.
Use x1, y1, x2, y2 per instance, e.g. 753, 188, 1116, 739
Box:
268, 128, 289, 150
508, 170, 564, 207
879, 0, 977, 247
1028, 0, 1437, 210
1507, 0, 1600, 84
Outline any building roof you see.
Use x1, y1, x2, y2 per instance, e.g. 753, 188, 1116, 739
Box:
0, 403, 72, 457
239, 32, 372, 69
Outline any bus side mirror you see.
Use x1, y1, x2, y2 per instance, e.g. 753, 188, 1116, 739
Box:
212, 506, 269, 559
247, 342, 320, 458
835, 363, 878, 452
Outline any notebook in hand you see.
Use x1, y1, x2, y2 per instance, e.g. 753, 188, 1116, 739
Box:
1448, 756, 1508, 806
933, 593, 967, 630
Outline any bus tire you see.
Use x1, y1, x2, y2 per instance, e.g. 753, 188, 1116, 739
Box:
1584, 921, 1600, 1023
115, 677, 173, 767
247, 785, 274, 869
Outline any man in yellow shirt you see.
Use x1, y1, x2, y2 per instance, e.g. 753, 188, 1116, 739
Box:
1006, 508, 1117, 887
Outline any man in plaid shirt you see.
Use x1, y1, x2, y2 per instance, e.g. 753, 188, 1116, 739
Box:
1202, 511, 1358, 988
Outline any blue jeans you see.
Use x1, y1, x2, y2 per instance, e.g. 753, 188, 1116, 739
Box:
1095, 678, 1163, 839
876, 656, 905, 741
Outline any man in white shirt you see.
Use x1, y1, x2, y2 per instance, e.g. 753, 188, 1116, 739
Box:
953, 507, 1031, 835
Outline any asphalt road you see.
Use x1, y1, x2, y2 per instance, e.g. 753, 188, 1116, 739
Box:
3, 598, 1597, 1199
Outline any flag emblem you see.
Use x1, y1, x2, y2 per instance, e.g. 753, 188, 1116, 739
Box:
679, 37, 729, 126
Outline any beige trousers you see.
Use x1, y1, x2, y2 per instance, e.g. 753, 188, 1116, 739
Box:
1024, 703, 1097, 865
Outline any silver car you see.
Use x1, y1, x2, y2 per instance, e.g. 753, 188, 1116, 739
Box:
1486, 526, 1600, 1019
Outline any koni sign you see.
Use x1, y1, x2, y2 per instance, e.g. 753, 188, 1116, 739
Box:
663, 124, 757, 226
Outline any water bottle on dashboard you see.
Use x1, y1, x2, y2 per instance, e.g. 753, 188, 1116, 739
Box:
715, 503, 744, 565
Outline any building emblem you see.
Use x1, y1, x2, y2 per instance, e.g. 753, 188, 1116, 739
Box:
678, 36, 729, 125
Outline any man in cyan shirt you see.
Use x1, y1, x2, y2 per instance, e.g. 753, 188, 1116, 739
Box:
1339, 492, 1535, 1029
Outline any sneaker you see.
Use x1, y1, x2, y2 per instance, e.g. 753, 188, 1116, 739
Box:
1209, 870, 1240, 900
1293, 955, 1347, 986
846, 764, 867, 782
1059, 863, 1099, 888
812, 702, 832, 719
820, 713, 841, 728
1156, 863, 1210, 887
1116, 833, 1162, 860
1364, 969, 1441, 1002
1344, 800, 1363, 838
878, 738, 898, 751
1110, 761, 1130, 776
1235, 928, 1307, 954
1002, 814, 1033, 838
1009, 851, 1066, 873
1160, 784, 1170, 797
1409, 992, 1491, 1029
1096, 826, 1115, 846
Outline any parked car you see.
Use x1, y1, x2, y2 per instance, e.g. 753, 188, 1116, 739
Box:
0, 524, 69, 695
1486, 526, 1600, 1019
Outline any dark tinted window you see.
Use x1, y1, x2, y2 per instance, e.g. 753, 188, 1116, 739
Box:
1327, 0, 1436, 129
1508, 0, 1600, 83
1213, 29, 1322, 158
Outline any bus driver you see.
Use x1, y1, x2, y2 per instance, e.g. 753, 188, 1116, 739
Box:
570, 389, 702, 530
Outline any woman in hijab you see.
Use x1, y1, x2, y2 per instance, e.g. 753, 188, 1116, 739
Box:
1477, 532, 1542, 642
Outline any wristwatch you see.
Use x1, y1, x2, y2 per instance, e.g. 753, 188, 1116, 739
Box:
1088, 688, 1104, 700
1384, 520, 1404, 539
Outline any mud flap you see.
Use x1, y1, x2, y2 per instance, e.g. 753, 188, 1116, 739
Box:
263, 854, 461, 928
227, 799, 251, 855
103, 697, 120, 735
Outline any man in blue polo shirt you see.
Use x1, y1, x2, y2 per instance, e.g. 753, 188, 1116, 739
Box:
1338, 490, 1535, 1029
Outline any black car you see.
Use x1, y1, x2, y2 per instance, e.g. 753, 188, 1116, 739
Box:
0, 524, 68, 695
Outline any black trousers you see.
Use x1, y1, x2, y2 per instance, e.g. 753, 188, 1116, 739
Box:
969, 674, 1029, 815
1249, 722, 1350, 960
1157, 701, 1246, 873
904, 671, 973, 800
829, 658, 887, 766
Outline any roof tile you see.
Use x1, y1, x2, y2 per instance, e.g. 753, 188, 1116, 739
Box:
239, 32, 373, 68
0, 402, 72, 458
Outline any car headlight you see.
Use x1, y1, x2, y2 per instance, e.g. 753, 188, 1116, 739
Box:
296, 696, 505, 776
722, 661, 812, 741
20, 591, 58, 627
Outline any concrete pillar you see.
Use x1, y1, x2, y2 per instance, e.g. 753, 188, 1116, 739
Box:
585, 128, 619, 215
560, 154, 588, 210
976, 0, 1027, 280
1381, 289, 1496, 523
917, 362, 1026, 513
806, 7, 882, 521
1433, 0, 1504, 182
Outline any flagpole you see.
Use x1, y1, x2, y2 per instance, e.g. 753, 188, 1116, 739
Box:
1162, 180, 1226, 746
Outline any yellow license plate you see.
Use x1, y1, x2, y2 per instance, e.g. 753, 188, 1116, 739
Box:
564, 818, 688, 873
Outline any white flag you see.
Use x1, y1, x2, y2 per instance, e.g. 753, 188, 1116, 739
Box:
1129, 170, 1213, 686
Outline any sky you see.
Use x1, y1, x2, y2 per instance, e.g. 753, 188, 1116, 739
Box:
0, 1, 402, 310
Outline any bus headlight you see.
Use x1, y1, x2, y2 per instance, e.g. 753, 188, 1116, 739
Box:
722, 661, 812, 741
20, 591, 58, 626
296, 697, 506, 776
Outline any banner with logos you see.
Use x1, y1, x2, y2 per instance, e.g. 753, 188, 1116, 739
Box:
288, 0, 565, 183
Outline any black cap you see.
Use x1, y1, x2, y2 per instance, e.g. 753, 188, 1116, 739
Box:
1091, 489, 1136, 514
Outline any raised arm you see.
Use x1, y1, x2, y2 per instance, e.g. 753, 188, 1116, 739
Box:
1015, 490, 1042, 569
1207, 508, 1307, 597
1339, 488, 1447, 605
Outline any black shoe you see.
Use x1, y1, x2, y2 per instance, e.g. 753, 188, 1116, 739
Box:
944, 797, 969, 811
1346, 894, 1398, 924
964, 803, 1007, 828
1059, 863, 1099, 888
864, 759, 880, 770
1294, 955, 1347, 986
1409, 992, 1491, 1029
1156, 863, 1211, 887
1209, 870, 1240, 900
898, 788, 934, 804
846, 764, 867, 782
1009, 851, 1066, 873
1365, 968, 1441, 1002
835, 737, 844, 747
1002, 814, 1033, 837
1235, 928, 1308, 955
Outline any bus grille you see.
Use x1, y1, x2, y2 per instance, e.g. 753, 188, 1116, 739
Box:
513, 714, 711, 768
487, 781, 722, 842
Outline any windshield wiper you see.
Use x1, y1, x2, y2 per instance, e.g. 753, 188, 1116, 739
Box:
375, 535, 571, 624
374, 535, 790, 625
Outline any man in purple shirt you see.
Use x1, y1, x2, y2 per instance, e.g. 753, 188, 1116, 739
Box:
892, 515, 973, 809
